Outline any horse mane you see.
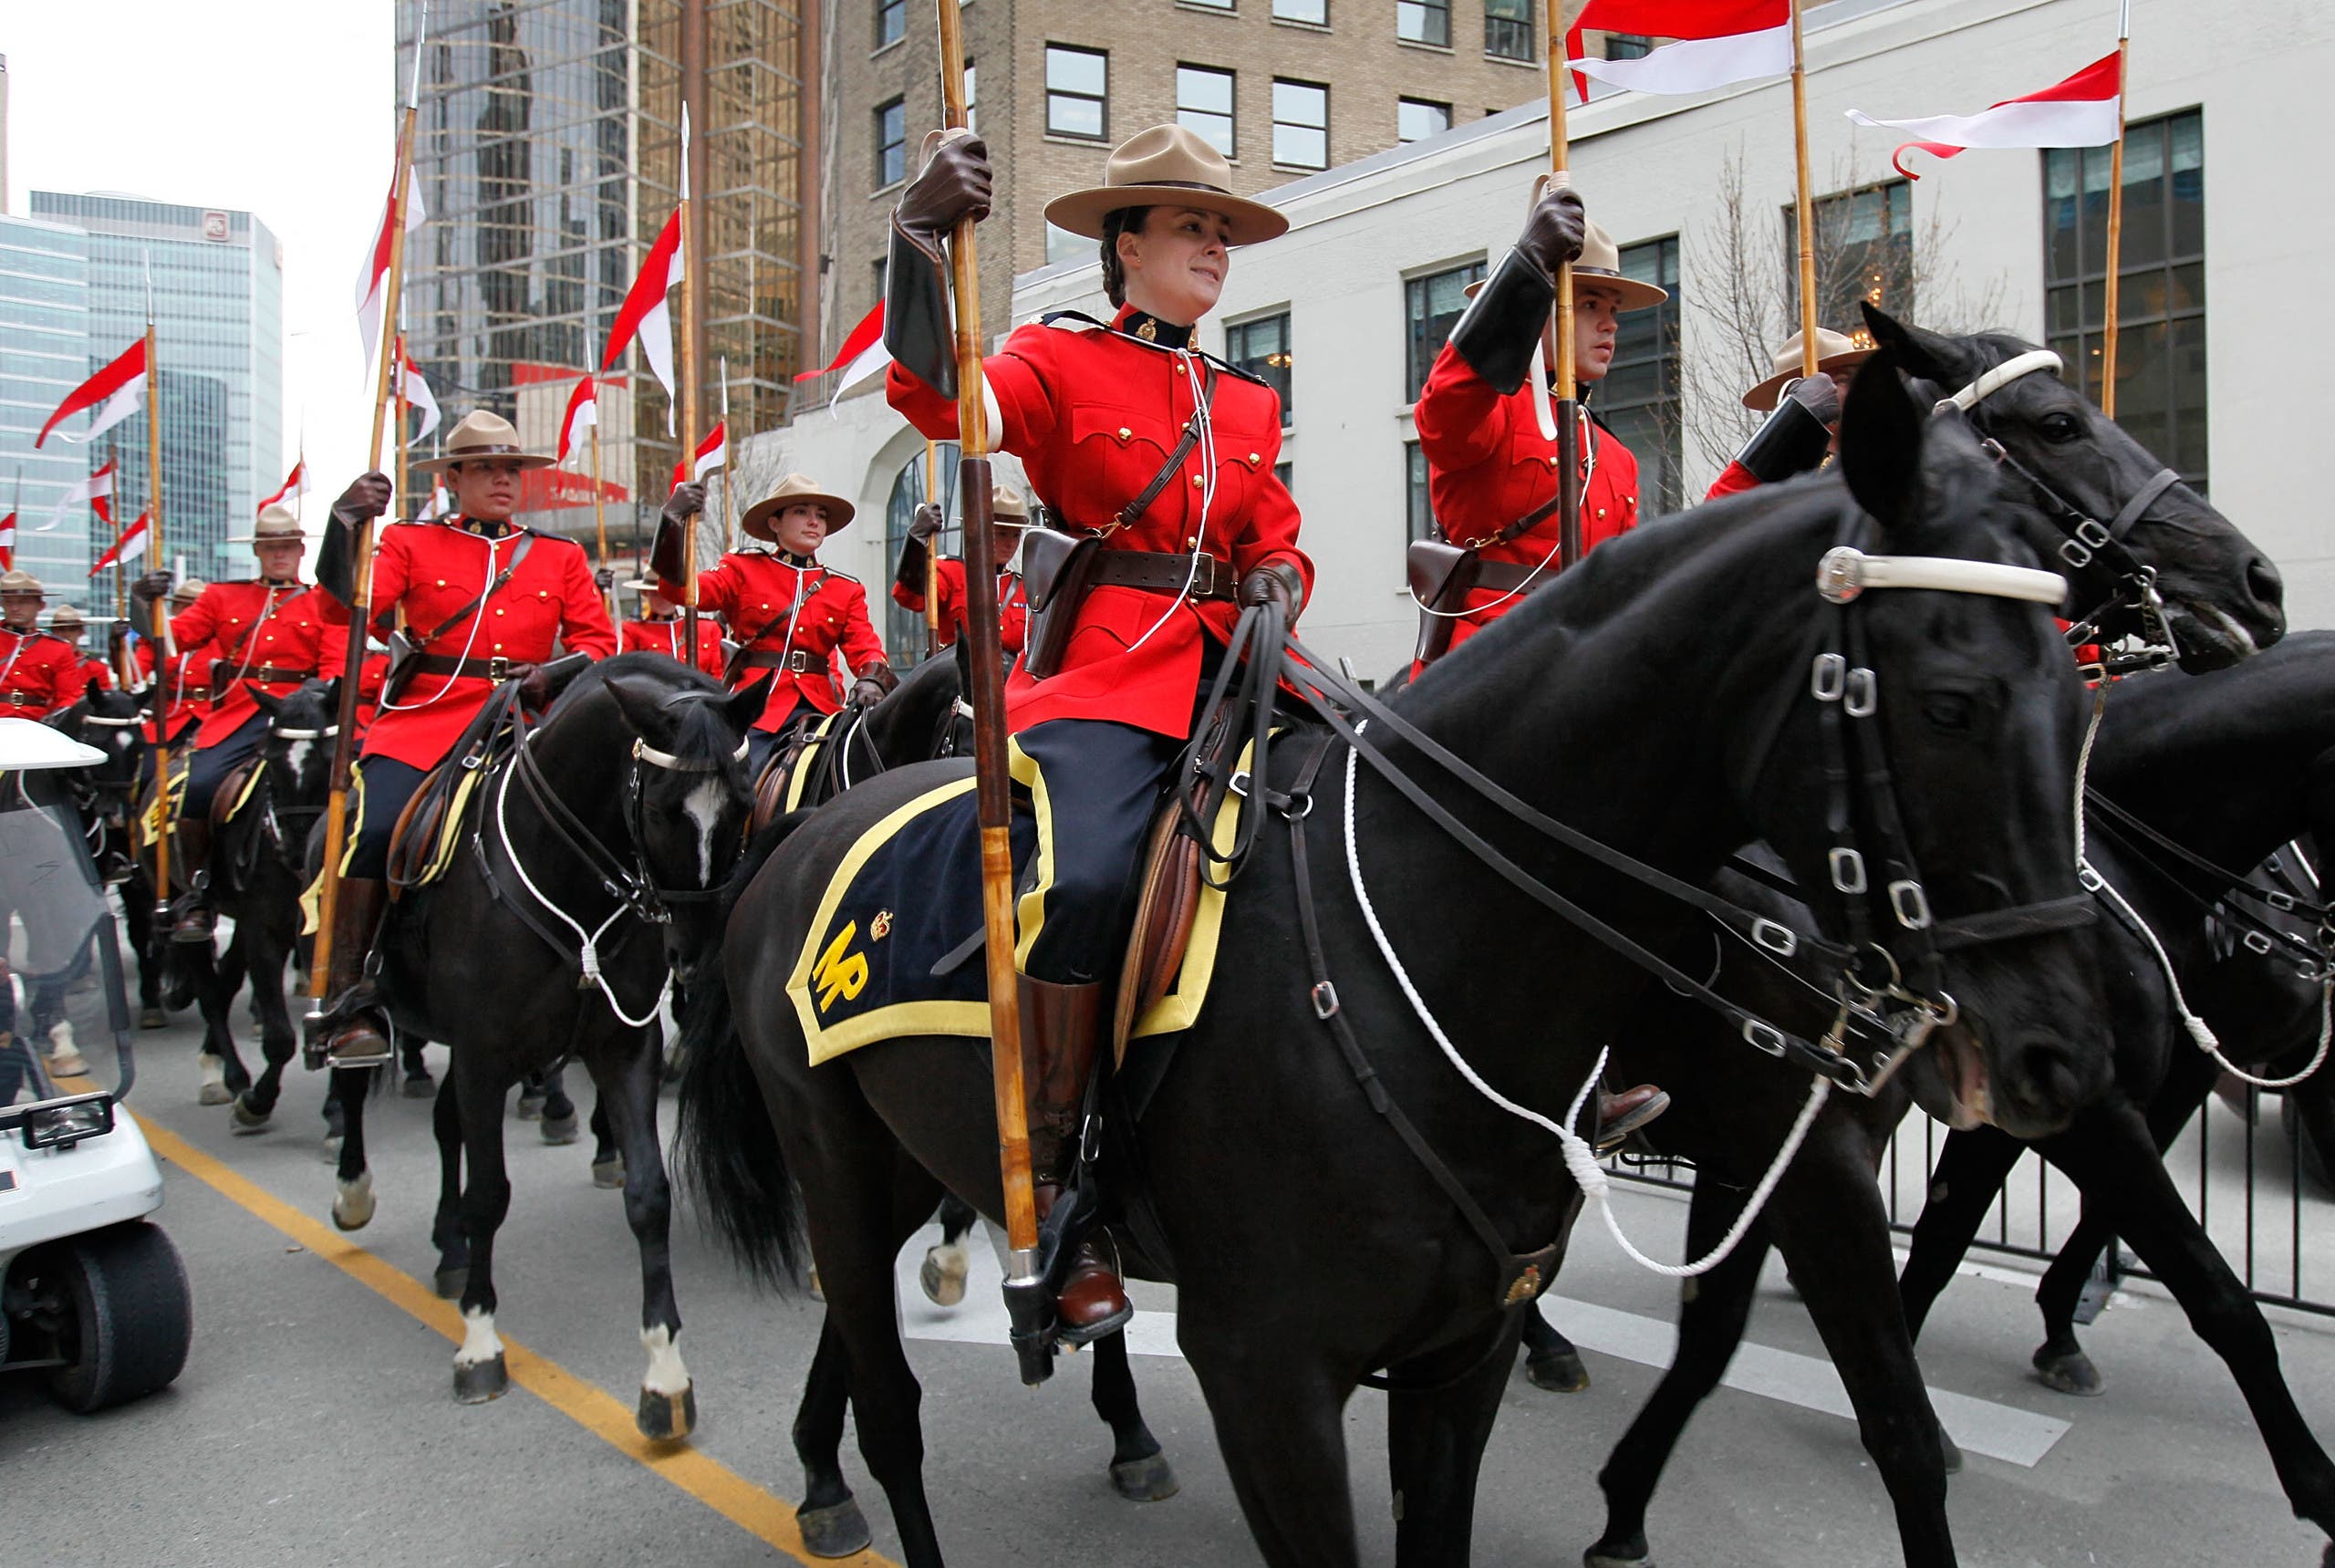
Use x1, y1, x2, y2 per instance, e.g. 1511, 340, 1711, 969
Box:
553, 650, 736, 766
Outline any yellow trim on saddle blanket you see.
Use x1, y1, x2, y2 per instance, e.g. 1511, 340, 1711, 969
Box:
136, 748, 192, 849
785, 744, 1250, 1065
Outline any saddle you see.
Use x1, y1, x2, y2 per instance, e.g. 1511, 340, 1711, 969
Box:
1110, 798, 1205, 1064
385, 680, 534, 899
210, 757, 267, 831
749, 711, 839, 835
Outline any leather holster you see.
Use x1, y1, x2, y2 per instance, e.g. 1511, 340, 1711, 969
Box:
1018, 526, 1102, 681
1406, 538, 1477, 667
378, 628, 420, 706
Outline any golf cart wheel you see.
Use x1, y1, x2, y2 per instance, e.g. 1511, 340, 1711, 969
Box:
40, 1221, 192, 1413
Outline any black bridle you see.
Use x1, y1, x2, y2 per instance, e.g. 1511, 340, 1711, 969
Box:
2083, 792, 2335, 977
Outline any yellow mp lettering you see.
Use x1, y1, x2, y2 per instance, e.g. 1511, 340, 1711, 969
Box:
813, 921, 870, 1012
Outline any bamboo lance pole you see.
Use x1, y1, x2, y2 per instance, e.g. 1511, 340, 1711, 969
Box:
1790, 0, 1820, 379
934, 0, 1045, 1386
144, 314, 174, 920
923, 439, 941, 655
2101, 9, 2132, 418
1546, 16, 1581, 570
720, 356, 736, 554
310, 91, 420, 1012
678, 99, 702, 653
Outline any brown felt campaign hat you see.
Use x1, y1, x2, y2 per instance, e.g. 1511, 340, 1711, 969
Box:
1740, 327, 1879, 411
45, 604, 87, 628
742, 472, 857, 542
171, 576, 208, 605
1463, 217, 1667, 311
410, 410, 556, 473
1043, 125, 1288, 247
991, 481, 1032, 524
0, 569, 45, 597
226, 503, 307, 545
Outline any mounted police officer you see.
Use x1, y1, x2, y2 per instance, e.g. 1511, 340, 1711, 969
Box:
652, 472, 894, 779
884, 122, 1311, 1338
132, 504, 344, 942
891, 477, 1033, 655
0, 570, 92, 720
618, 576, 727, 677
44, 605, 113, 693
138, 576, 211, 750
1706, 327, 1875, 500
309, 410, 618, 1068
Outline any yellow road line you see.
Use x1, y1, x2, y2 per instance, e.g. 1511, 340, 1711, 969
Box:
136, 1116, 898, 1568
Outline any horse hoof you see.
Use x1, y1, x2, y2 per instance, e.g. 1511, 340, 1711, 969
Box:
401, 1073, 436, 1099
1527, 1349, 1591, 1393
795, 1500, 872, 1559
1109, 1451, 1180, 1502
230, 1095, 273, 1133
636, 1382, 697, 1442
332, 1172, 376, 1231
434, 1266, 469, 1300
514, 1092, 545, 1122
539, 1112, 579, 1146
592, 1157, 626, 1189
1939, 1429, 1966, 1474
453, 1352, 509, 1404
919, 1244, 970, 1307
2033, 1346, 2104, 1397
1583, 1537, 1652, 1568
140, 1008, 167, 1031
197, 1054, 232, 1106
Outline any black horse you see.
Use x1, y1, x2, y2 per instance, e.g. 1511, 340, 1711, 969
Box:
1582, 643, 2335, 1568
761, 643, 976, 815
676, 355, 2122, 1566
325, 652, 763, 1437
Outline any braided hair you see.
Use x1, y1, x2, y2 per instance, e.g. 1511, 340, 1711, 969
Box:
1099, 206, 1153, 308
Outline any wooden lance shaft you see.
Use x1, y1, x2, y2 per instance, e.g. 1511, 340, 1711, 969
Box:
1790, 0, 1820, 379
312, 101, 419, 1007
934, 0, 1044, 1383
923, 439, 942, 655
2100, 33, 2131, 419
145, 321, 174, 919
1544, 19, 1582, 570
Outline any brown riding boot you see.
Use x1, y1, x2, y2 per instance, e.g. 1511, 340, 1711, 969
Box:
1595, 1083, 1671, 1154
1018, 976, 1131, 1344
170, 816, 215, 944
314, 877, 394, 1069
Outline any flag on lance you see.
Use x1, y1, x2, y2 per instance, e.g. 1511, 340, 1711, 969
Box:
36, 339, 150, 448
793, 301, 893, 412
671, 421, 727, 487
1847, 53, 2123, 178
0, 508, 14, 570
397, 337, 441, 441
355, 166, 428, 362
89, 511, 151, 576
557, 374, 597, 463
1565, 0, 1790, 101
41, 461, 117, 532
603, 205, 683, 407
260, 458, 308, 514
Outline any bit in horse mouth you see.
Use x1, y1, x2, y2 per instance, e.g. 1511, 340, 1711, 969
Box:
1930, 1024, 1993, 1131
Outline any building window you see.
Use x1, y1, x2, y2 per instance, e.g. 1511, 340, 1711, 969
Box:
1404, 258, 1485, 403
1227, 312, 1293, 425
1045, 223, 1093, 266
1600, 234, 1683, 513
1603, 32, 1651, 58
1178, 66, 1238, 158
873, 256, 888, 313
1397, 0, 1450, 47
1274, 0, 1328, 21
1785, 178, 1914, 341
1484, 0, 1533, 61
1406, 441, 1437, 543
877, 0, 905, 47
886, 442, 960, 665
1272, 78, 1329, 169
964, 61, 978, 135
1275, 460, 1294, 494
875, 98, 907, 188
2046, 110, 2206, 488
1397, 98, 1452, 143
1186, 0, 1236, 9
1046, 46, 1109, 140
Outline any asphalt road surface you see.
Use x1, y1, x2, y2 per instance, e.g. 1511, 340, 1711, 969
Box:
11, 969, 2335, 1567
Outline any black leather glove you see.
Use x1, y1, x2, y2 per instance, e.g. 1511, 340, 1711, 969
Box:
663, 482, 706, 527
1780, 371, 1842, 427
130, 570, 174, 605
594, 566, 617, 593
852, 660, 898, 708
908, 504, 944, 543
1516, 184, 1587, 276
851, 675, 889, 708
1240, 562, 1304, 622
896, 129, 991, 254
650, 483, 707, 585
511, 662, 549, 711
332, 472, 394, 529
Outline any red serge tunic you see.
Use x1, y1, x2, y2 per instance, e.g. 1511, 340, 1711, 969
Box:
327, 518, 617, 770
0, 629, 89, 719
661, 553, 884, 732
887, 306, 1311, 739
619, 614, 727, 678
137, 639, 210, 743
1413, 342, 1641, 660
168, 581, 346, 748
73, 654, 113, 693
891, 559, 1030, 655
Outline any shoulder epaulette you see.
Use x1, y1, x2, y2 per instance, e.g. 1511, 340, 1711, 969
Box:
820, 567, 862, 586
1041, 310, 1112, 333
1584, 403, 1621, 440
1199, 348, 1271, 390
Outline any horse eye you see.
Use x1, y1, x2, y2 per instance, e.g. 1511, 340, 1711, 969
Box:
2039, 411, 2083, 443
1921, 692, 1974, 731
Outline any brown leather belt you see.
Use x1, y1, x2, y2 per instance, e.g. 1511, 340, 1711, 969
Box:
408, 653, 526, 681
2, 692, 34, 708
1470, 558, 1558, 597
212, 665, 314, 698
1085, 548, 1238, 601
739, 649, 821, 674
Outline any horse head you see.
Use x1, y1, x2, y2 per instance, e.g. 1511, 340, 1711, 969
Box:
599, 659, 769, 981
862, 648, 973, 765
1863, 302, 2282, 671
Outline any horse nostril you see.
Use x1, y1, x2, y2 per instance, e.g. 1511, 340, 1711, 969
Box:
2004, 1033, 2093, 1123
2247, 556, 2287, 620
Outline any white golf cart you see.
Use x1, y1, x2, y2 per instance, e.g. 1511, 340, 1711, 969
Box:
0, 716, 191, 1412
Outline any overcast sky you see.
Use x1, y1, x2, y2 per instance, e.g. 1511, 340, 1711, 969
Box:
7, 3, 398, 519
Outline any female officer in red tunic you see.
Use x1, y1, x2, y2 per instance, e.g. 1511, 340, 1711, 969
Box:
0, 570, 90, 719
311, 410, 617, 1066
890, 477, 1033, 655
1412, 187, 1665, 669
132, 504, 348, 940
618, 577, 727, 677
883, 123, 1311, 1336
652, 472, 893, 779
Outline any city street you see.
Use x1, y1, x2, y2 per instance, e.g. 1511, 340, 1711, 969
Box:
10, 968, 2335, 1567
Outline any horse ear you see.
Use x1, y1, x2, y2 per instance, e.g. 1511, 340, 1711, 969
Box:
601, 670, 669, 740
319, 676, 343, 717
723, 671, 773, 737
252, 686, 284, 718
1839, 345, 1926, 533
1859, 301, 1961, 389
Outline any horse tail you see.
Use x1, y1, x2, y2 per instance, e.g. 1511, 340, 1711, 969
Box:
673, 811, 812, 1292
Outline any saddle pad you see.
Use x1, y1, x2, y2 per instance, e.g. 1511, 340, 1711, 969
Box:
214, 757, 268, 829
386, 762, 487, 898
135, 750, 191, 851
781, 711, 844, 817
784, 750, 1250, 1065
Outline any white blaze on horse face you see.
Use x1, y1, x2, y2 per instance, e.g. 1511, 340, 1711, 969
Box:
282, 738, 314, 782
682, 777, 726, 888
640, 1324, 690, 1396
455, 1305, 504, 1368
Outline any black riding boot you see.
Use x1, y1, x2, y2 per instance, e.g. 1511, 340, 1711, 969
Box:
306, 877, 393, 1069
170, 816, 215, 944
1019, 975, 1131, 1345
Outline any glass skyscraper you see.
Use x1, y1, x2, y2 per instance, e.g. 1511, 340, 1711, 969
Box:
26, 193, 285, 588
0, 214, 96, 606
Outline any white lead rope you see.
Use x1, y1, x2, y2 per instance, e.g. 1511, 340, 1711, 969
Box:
491, 753, 670, 1029
1340, 739, 1829, 1279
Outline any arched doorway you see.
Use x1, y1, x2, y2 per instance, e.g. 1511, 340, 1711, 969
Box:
884, 441, 960, 666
